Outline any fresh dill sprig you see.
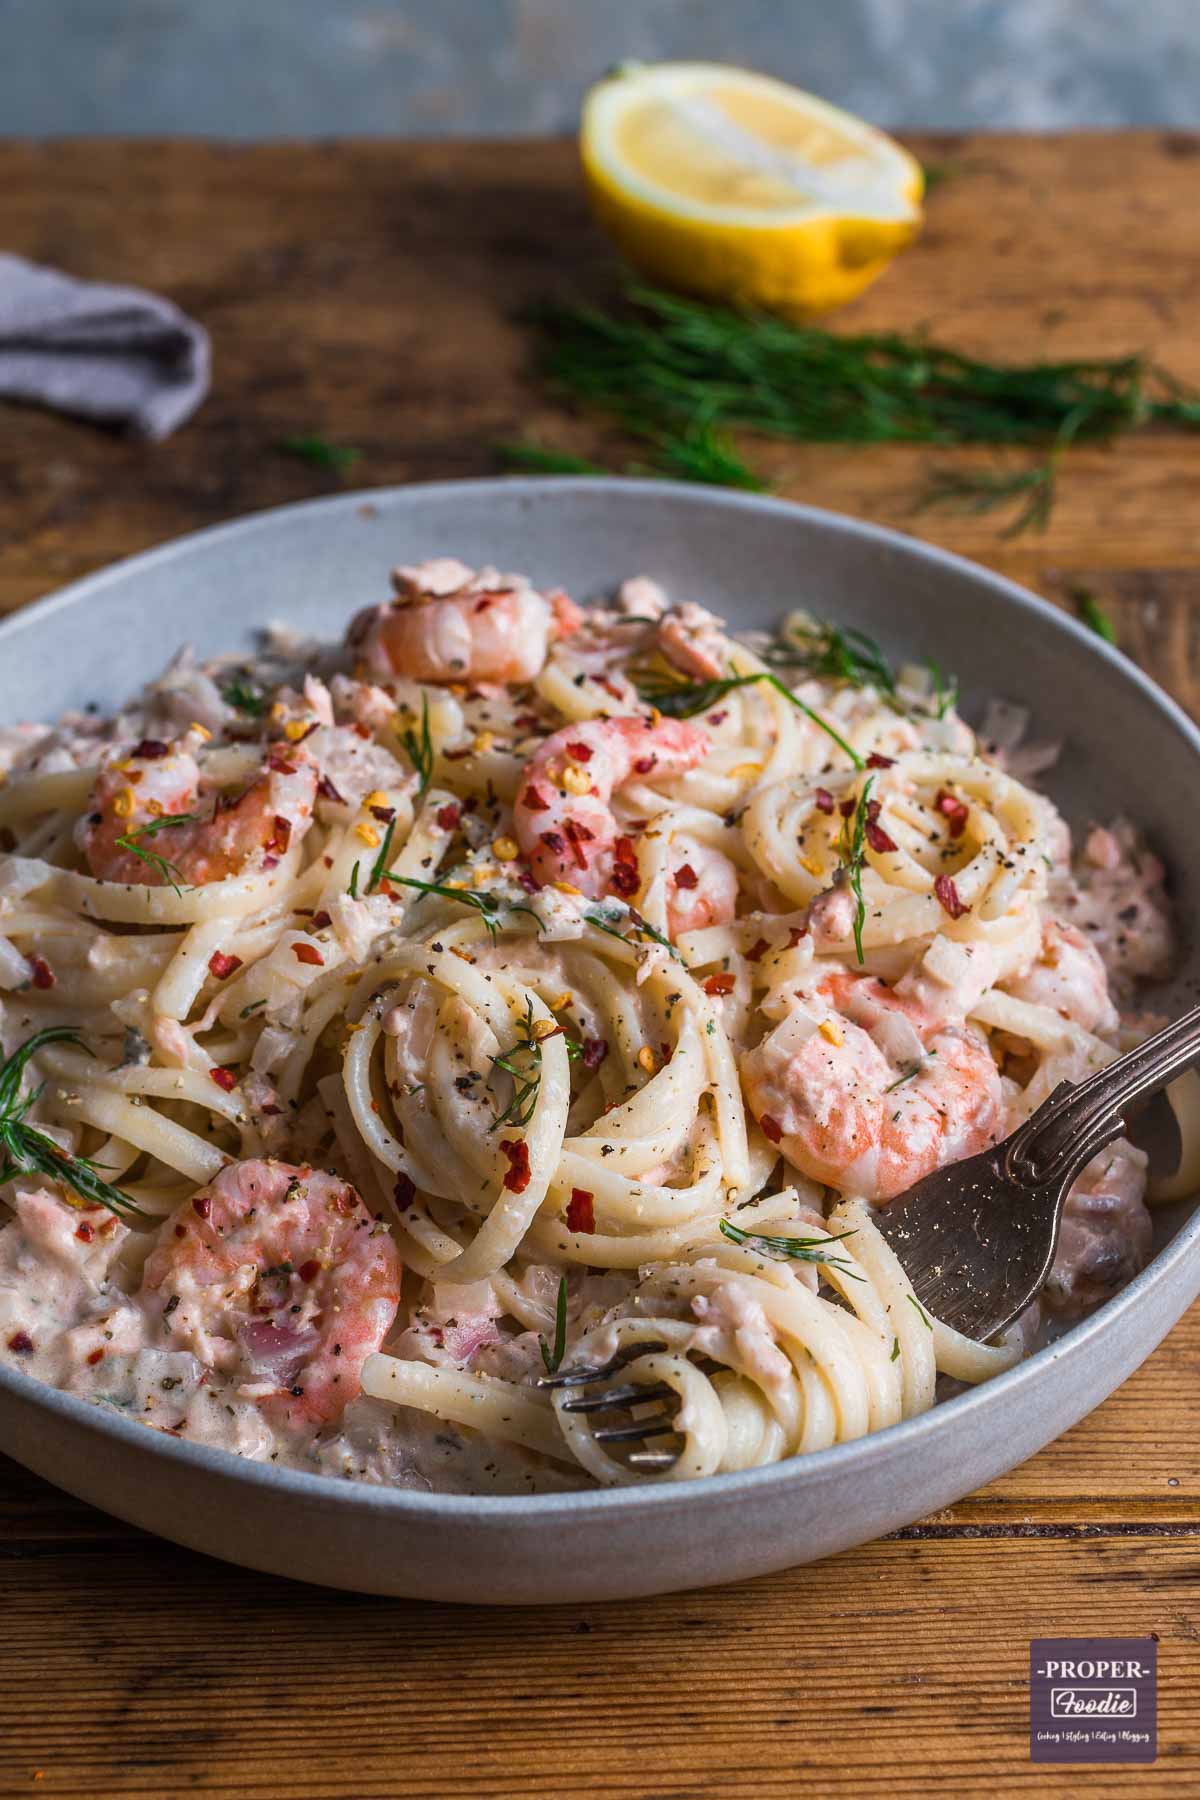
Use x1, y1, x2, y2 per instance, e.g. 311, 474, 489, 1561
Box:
221, 678, 266, 716
539, 1275, 569, 1375
400, 694, 434, 800
278, 435, 362, 473
839, 775, 875, 965
915, 458, 1057, 537
634, 669, 864, 770
584, 904, 684, 964
908, 1294, 934, 1329
239, 998, 267, 1019
528, 282, 1200, 523
0, 1028, 147, 1220
720, 1218, 863, 1278
348, 861, 360, 900
497, 441, 611, 476
113, 811, 202, 895
387, 875, 540, 942
632, 417, 766, 491
534, 283, 1200, 448
1071, 585, 1118, 645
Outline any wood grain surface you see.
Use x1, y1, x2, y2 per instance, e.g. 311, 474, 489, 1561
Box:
1, 133, 1199, 1798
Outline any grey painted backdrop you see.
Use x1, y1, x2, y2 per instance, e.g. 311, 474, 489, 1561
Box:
2, 0, 1197, 136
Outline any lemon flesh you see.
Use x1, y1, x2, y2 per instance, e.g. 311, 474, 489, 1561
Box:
581, 62, 924, 316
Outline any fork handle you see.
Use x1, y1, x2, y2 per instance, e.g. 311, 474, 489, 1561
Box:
1004, 1004, 1200, 1189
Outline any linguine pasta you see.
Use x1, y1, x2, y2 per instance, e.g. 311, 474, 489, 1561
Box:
0, 558, 1193, 1493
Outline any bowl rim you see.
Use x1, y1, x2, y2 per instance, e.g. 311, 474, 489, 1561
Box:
3, 474, 1198, 1522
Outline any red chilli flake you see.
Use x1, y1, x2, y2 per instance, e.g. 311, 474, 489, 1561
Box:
310, 910, 332, 930
272, 815, 293, 853
759, 1114, 784, 1145
866, 752, 895, 770
566, 1188, 596, 1234
582, 1036, 608, 1071
192, 1194, 213, 1219
316, 774, 346, 806
563, 818, 594, 870
393, 1173, 416, 1210
863, 801, 899, 856
298, 1259, 321, 1282
565, 741, 594, 763
131, 739, 169, 760
814, 787, 835, 815
935, 789, 969, 838
610, 835, 640, 898
86, 1347, 105, 1366
293, 942, 325, 966
839, 798, 856, 819
673, 863, 699, 890
633, 755, 657, 775
207, 951, 243, 981
75, 1221, 95, 1244
209, 1068, 236, 1093
934, 874, 969, 920
499, 1138, 531, 1194
521, 785, 550, 814
7, 1331, 34, 1356
267, 751, 297, 776
745, 938, 770, 963
435, 802, 461, 832
703, 972, 736, 997
370, 804, 396, 825
540, 830, 566, 854
29, 955, 55, 990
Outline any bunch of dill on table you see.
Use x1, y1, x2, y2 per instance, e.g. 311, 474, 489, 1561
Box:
502, 283, 1200, 531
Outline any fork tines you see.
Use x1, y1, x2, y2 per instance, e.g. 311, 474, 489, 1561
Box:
536, 1339, 668, 1390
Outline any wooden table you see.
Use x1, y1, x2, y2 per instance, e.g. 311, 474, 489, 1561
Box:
1, 134, 1199, 1798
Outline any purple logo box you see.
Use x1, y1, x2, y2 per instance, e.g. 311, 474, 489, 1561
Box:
1031, 1638, 1156, 1763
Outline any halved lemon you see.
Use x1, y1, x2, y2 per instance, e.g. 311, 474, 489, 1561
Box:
580, 62, 923, 316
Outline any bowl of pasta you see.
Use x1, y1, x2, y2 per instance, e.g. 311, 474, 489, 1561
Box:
1, 477, 1198, 1603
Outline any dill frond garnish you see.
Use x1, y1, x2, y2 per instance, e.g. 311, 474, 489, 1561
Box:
884, 1062, 923, 1094
365, 817, 397, 894
0, 1028, 147, 1220
584, 904, 684, 964
387, 875, 540, 943
634, 669, 864, 770
770, 619, 896, 694
278, 435, 362, 473
221, 679, 266, 716
839, 775, 875, 965
113, 811, 202, 895
720, 1218, 863, 1278
907, 1294, 934, 1329
539, 1275, 569, 1375
400, 694, 434, 800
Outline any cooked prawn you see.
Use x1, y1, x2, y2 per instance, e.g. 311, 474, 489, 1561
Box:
80, 734, 318, 886
348, 558, 583, 685
1003, 918, 1118, 1036
653, 600, 730, 683
513, 715, 709, 897
140, 1158, 401, 1428
741, 970, 1004, 1202
665, 837, 739, 937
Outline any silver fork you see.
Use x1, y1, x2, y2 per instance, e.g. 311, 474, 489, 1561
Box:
539, 1005, 1200, 1466
874, 1001, 1200, 1340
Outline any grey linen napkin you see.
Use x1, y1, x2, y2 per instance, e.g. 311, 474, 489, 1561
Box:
0, 252, 210, 440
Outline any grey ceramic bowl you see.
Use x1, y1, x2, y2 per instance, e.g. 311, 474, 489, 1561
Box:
1, 479, 1198, 1603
